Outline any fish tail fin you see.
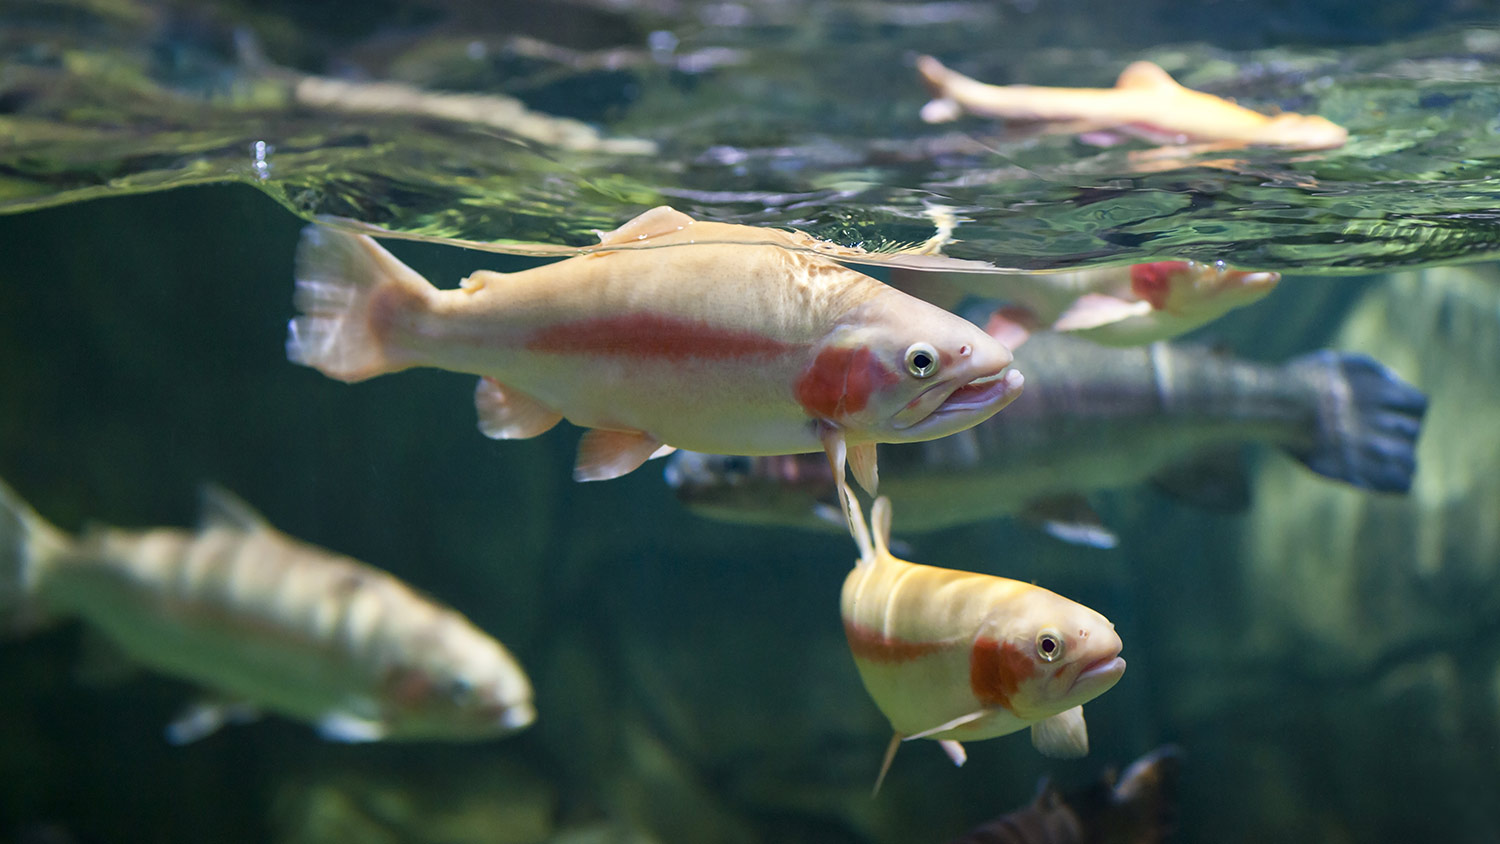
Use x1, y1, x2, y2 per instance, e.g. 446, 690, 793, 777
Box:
1106, 745, 1182, 843
1286, 351, 1427, 493
286, 223, 434, 383
0, 479, 70, 634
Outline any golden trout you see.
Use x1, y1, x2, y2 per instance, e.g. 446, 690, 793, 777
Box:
0, 480, 534, 744
840, 495, 1125, 794
916, 56, 1348, 150
287, 206, 1024, 499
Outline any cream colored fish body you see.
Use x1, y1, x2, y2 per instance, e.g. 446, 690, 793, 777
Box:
289, 206, 1023, 492
917, 56, 1348, 150
1, 482, 534, 743
838, 496, 1124, 791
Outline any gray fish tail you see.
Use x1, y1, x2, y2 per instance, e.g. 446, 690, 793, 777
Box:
0, 479, 70, 634
1288, 351, 1427, 493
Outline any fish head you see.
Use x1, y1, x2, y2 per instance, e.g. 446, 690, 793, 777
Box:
795, 290, 1024, 444
1259, 113, 1349, 150
378, 620, 536, 740
663, 451, 841, 529
975, 588, 1125, 722
1129, 260, 1279, 318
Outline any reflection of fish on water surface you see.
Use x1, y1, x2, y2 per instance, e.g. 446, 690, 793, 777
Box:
287, 206, 1023, 501
666, 332, 1427, 543
891, 260, 1280, 349
945, 745, 1181, 844
839, 495, 1126, 794
915, 55, 1349, 151
0, 480, 534, 744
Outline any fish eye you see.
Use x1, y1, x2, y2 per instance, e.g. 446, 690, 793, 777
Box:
447, 677, 476, 701
1035, 628, 1065, 662
905, 343, 939, 378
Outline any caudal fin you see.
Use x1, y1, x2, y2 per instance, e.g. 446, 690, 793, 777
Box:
286, 223, 434, 383
1287, 351, 1427, 493
0, 479, 69, 634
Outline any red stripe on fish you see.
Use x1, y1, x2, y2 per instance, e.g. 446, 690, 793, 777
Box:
1129, 262, 1189, 310
844, 620, 950, 664
524, 313, 795, 361
794, 345, 898, 419
969, 638, 1035, 711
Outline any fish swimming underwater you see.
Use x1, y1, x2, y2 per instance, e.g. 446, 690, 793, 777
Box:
287, 206, 1023, 499
889, 261, 1280, 349
840, 495, 1125, 793
916, 56, 1348, 150
946, 745, 1181, 844
0, 480, 535, 744
666, 333, 1427, 542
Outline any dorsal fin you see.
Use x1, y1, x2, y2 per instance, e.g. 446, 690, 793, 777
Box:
198, 486, 269, 533
595, 206, 695, 246
1114, 61, 1182, 92
870, 496, 894, 559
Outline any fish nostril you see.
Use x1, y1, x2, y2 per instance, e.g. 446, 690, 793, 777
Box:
959, 344, 971, 357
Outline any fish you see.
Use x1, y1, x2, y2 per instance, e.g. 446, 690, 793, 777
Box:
839, 495, 1126, 794
666, 333, 1428, 543
945, 745, 1181, 844
287, 206, 1024, 503
889, 261, 1280, 349
0, 479, 535, 744
915, 56, 1348, 151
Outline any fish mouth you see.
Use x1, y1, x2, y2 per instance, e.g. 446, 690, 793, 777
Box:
1070, 655, 1126, 694
892, 367, 1025, 432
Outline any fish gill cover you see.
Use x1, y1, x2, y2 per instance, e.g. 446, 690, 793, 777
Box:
2, 0, 1500, 271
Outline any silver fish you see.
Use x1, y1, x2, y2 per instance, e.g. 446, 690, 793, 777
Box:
665, 332, 1427, 543
0, 480, 534, 744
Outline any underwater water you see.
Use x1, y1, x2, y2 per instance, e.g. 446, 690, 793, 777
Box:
3, 1, 1500, 842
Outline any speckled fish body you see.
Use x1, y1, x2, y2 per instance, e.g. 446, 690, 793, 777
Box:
288, 206, 1022, 490
917, 56, 1348, 150
667, 332, 1426, 534
837, 497, 1123, 791
0, 481, 534, 743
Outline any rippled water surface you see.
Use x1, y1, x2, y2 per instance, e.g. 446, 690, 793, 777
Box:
5, 0, 1500, 270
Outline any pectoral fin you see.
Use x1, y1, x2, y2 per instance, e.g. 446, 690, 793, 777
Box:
984, 305, 1039, 350
904, 708, 990, 741
165, 699, 261, 745
574, 429, 668, 482
1021, 495, 1118, 549
1030, 705, 1089, 758
595, 206, 694, 246
848, 442, 879, 496
1052, 293, 1153, 332
475, 377, 564, 440
317, 711, 389, 743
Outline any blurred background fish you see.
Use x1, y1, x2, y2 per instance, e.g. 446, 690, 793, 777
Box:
666, 332, 1426, 546
0, 479, 535, 744
945, 745, 1181, 844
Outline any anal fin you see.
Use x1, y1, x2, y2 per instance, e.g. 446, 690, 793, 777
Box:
165, 699, 261, 745
574, 429, 667, 482
475, 377, 564, 440
317, 711, 388, 743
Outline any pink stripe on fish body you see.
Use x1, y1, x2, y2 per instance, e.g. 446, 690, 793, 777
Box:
523, 312, 798, 361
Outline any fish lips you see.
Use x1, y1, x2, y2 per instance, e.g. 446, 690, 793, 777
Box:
891, 367, 1025, 437
1069, 654, 1127, 697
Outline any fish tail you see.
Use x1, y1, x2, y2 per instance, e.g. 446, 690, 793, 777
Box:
286, 223, 434, 383
1287, 351, 1427, 493
0, 478, 70, 634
